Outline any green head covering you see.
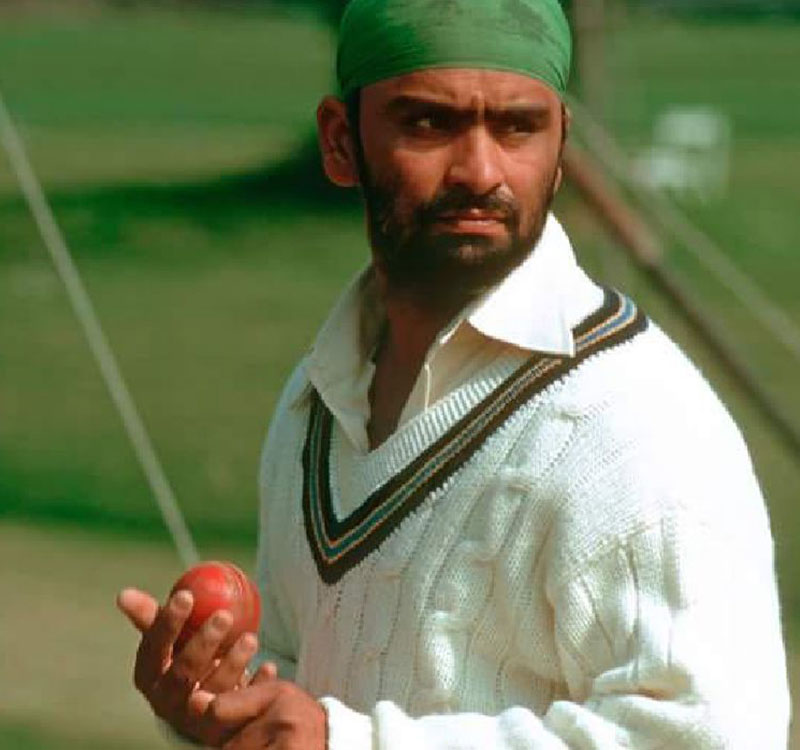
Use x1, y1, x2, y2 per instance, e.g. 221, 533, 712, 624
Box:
337, 0, 572, 99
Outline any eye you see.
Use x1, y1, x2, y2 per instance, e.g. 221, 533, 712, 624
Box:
494, 116, 536, 138
402, 109, 453, 136
411, 116, 436, 130
491, 109, 552, 142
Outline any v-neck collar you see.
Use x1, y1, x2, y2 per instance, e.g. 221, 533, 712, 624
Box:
302, 215, 594, 453
303, 289, 648, 585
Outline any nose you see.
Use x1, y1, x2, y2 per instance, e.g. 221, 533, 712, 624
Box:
444, 126, 504, 195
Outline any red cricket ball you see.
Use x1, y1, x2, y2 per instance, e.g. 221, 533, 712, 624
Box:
169, 561, 261, 654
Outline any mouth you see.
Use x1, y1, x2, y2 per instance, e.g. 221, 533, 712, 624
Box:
433, 210, 509, 234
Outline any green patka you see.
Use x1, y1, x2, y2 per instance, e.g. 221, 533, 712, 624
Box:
337, 0, 572, 98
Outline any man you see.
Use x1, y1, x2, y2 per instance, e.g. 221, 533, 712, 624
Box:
118, 0, 791, 747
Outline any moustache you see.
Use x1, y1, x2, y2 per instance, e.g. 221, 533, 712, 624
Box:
417, 187, 519, 228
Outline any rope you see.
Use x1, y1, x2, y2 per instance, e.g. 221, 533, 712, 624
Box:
0, 90, 199, 568
567, 96, 800, 364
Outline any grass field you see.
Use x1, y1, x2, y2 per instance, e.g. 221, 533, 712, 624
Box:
0, 3, 797, 746
0, 522, 257, 749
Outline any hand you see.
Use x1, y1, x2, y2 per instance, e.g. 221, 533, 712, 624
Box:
116, 587, 273, 746
204, 679, 327, 750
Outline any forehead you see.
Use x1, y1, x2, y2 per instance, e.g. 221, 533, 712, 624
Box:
361, 68, 560, 111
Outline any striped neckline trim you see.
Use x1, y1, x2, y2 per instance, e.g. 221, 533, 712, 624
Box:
303, 289, 647, 585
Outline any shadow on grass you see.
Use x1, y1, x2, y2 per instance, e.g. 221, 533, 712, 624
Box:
0, 135, 363, 261
0, 465, 257, 549
61, 137, 360, 225
0, 140, 360, 541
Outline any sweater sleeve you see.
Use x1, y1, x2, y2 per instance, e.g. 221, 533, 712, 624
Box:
320, 514, 789, 749
252, 364, 311, 681
253, 483, 299, 680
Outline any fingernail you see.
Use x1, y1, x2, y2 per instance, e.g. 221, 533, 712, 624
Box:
210, 611, 231, 632
115, 589, 133, 609
172, 590, 193, 612
239, 632, 257, 652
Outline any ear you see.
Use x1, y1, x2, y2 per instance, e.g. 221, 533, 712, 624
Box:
553, 103, 572, 194
317, 96, 360, 188
553, 163, 564, 194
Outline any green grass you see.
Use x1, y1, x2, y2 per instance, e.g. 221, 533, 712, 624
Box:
0, 5, 333, 191
0, 6, 333, 128
1, 205, 366, 543
603, 15, 800, 367
606, 14, 800, 142
0, 5, 360, 545
0, 6, 798, 743
0, 521, 257, 750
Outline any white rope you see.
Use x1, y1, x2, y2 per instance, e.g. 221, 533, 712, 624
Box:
568, 96, 800, 364
0, 90, 199, 568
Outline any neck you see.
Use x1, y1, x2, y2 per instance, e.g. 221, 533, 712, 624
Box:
375, 268, 469, 368
366, 265, 478, 450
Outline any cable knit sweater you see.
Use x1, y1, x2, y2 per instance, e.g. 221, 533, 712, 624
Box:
255, 245, 789, 748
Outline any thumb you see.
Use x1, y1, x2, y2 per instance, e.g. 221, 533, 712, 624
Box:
187, 688, 216, 718
116, 588, 159, 633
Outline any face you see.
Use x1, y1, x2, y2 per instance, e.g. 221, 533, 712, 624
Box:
318, 68, 567, 306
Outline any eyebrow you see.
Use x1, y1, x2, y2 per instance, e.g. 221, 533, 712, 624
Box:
385, 95, 551, 121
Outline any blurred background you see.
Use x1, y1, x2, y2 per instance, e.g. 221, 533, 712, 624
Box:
0, 0, 797, 746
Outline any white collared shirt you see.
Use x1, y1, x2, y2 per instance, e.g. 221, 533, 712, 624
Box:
305, 214, 604, 453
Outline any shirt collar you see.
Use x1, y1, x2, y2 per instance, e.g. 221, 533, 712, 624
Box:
465, 213, 577, 357
300, 268, 381, 420
298, 213, 587, 411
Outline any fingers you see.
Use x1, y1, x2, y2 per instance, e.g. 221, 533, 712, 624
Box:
189, 672, 280, 746
208, 681, 279, 725
221, 715, 271, 750
251, 661, 278, 685
187, 687, 216, 720
116, 588, 159, 633
188, 658, 276, 722
157, 610, 233, 702
121, 585, 258, 748
218, 682, 326, 750
200, 632, 258, 694
134, 590, 194, 693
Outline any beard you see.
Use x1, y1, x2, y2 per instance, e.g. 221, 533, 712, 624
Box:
358, 158, 559, 311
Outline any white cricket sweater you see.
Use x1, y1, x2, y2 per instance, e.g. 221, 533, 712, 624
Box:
255, 222, 790, 749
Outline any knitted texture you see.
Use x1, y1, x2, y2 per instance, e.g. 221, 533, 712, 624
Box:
255, 321, 789, 748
